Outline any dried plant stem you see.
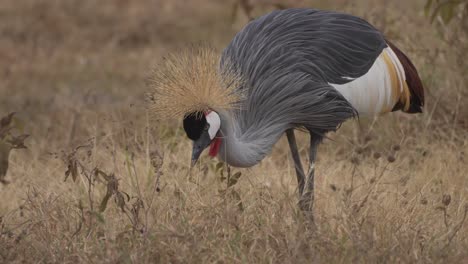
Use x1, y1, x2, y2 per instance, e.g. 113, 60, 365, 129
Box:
445, 205, 468, 248
354, 162, 390, 214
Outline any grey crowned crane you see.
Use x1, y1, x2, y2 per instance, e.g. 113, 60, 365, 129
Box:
148, 8, 424, 215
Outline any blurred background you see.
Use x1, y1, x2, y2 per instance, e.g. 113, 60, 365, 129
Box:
0, 0, 466, 137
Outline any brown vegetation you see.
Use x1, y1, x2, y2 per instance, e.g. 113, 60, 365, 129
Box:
0, 0, 467, 263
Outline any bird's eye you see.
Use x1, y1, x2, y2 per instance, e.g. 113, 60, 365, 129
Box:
204, 124, 210, 131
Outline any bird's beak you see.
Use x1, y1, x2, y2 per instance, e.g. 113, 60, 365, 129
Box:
190, 131, 212, 167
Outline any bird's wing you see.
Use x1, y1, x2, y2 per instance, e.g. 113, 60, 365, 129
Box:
222, 9, 386, 85
221, 8, 423, 123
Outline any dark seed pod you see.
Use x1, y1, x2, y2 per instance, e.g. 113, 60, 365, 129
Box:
364, 135, 372, 143
420, 197, 428, 205
355, 147, 364, 154
387, 155, 396, 163
402, 190, 408, 197
392, 145, 401, 151
373, 152, 381, 159
442, 194, 451, 206
350, 156, 360, 165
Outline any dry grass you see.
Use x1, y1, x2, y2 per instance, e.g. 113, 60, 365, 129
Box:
0, 0, 467, 263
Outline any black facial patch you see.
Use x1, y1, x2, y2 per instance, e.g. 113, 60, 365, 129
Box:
183, 113, 207, 141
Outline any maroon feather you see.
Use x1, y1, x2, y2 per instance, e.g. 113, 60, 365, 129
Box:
386, 39, 425, 113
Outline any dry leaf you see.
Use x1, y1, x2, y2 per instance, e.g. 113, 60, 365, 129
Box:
228, 171, 242, 187
0, 112, 15, 129
0, 140, 12, 184
0, 112, 28, 185
0, 112, 15, 139
8, 134, 29, 149
64, 159, 79, 182
115, 192, 126, 212
98, 172, 125, 213
99, 192, 112, 212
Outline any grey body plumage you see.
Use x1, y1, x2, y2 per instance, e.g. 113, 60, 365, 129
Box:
217, 9, 388, 167
153, 8, 425, 215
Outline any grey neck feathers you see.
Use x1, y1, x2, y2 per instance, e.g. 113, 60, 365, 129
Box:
217, 111, 287, 168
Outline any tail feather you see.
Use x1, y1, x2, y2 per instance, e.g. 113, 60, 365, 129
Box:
386, 39, 425, 113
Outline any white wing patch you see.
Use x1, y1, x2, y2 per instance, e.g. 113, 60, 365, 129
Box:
329, 47, 406, 116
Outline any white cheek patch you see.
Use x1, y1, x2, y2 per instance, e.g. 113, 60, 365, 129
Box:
205, 111, 221, 140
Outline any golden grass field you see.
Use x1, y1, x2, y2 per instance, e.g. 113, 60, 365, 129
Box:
1, 0, 467, 262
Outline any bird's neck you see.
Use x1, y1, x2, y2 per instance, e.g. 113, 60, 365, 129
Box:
216, 111, 286, 168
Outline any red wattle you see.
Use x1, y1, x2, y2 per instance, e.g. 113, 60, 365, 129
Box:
209, 137, 221, 157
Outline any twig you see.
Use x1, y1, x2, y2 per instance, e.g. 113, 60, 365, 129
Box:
445, 205, 468, 248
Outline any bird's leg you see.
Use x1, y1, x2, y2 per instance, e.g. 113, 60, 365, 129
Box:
286, 129, 305, 196
299, 134, 322, 213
